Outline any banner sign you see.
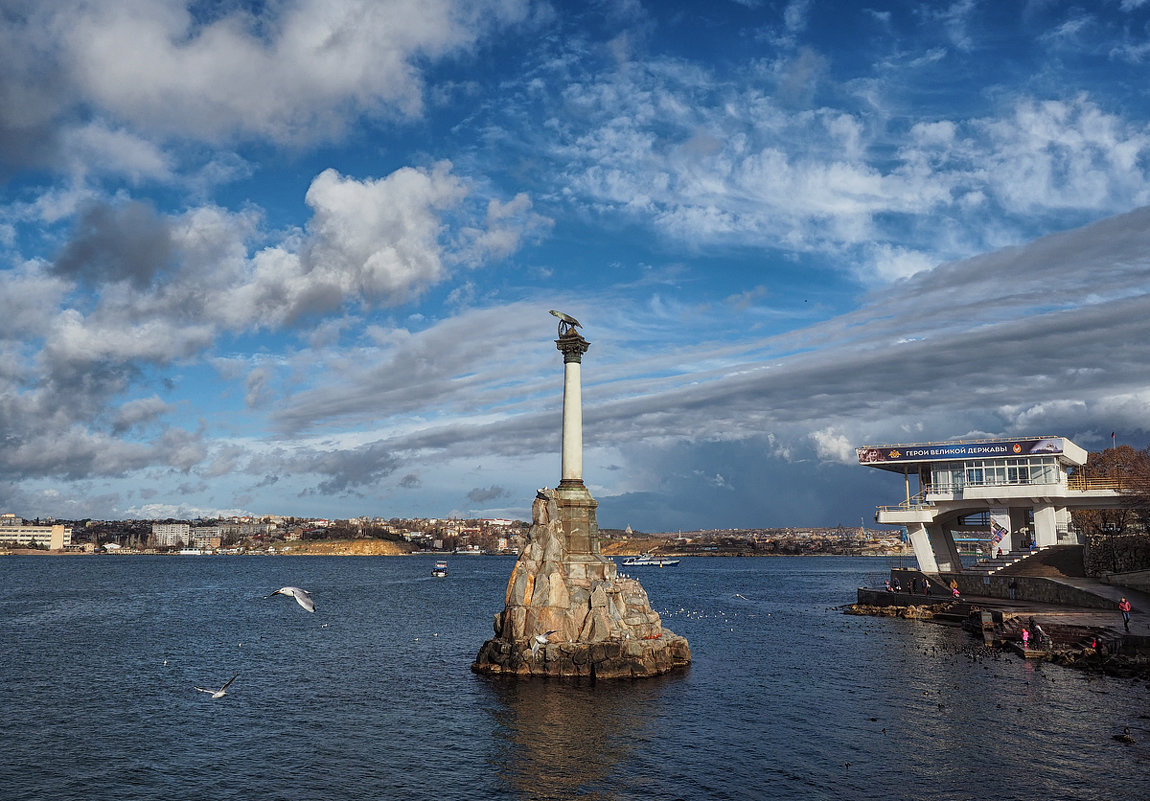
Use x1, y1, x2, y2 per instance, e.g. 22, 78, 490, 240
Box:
857, 438, 1063, 465
990, 507, 1010, 546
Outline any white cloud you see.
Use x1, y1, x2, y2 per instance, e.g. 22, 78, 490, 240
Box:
59, 122, 174, 183
304, 164, 466, 304
54, 0, 532, 144
810, 428, 856, 464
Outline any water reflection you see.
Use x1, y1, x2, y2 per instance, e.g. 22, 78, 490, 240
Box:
481, 676, 676, 800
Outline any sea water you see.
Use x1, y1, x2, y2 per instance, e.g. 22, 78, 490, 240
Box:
1, 555, 1145, 801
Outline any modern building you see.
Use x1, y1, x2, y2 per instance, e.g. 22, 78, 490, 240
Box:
0, 514, 72, 549
858, 436, 1121, 573
191, 525, 222, 549
151, 522, 191, 548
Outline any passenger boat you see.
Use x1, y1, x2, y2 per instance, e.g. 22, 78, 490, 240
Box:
621, 553, 680, 567
432, 560, 448, 577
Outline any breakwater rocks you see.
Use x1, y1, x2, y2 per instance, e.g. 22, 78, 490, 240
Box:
472, 488, 690, 679
845, 602, 941, 620
1045, 648, 1150, 680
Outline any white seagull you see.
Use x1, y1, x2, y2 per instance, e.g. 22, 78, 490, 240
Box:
195, 674, 238, 700
531, 630, 558, 660
267, 586, 316, 613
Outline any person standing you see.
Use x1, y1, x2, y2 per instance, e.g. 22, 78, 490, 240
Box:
1119, 597, 1132, 632
1008, 578, 1018, 601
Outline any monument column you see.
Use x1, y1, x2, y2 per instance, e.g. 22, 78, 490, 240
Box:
557, 330, 590, 488
470, 309, 691, 678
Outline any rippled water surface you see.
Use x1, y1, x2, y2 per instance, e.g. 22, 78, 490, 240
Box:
2, 555, 1146, 800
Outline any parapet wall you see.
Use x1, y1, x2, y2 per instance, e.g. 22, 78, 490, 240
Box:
890, 567, 1117, 609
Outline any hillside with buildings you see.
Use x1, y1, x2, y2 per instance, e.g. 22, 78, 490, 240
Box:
2, 510, 906, 557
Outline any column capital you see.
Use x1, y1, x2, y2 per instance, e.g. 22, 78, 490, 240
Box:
556, 332, 590, 363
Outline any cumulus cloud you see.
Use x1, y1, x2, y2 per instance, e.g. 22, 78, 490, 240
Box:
810, 428, 856, 464
2, 157, 545, 496
303, 164, 466, 304
0, 0, 533, 164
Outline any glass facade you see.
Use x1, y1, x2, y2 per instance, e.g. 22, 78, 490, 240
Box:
929, 457, 1059, 492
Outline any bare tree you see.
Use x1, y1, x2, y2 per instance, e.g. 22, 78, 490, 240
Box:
1072, 445, 1150, 536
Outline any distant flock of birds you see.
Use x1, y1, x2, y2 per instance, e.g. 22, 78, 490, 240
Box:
194, 586, 315, 700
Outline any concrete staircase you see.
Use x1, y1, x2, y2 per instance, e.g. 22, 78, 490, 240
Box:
964, 547, 1046, 576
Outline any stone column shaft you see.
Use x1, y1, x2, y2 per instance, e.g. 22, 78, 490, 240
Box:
562, 359, 582, 483
556, 331, 589, 488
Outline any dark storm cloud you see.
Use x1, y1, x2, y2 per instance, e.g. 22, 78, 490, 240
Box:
598, 439, 903, 531
467, 485, 509, 503
0, 5, 70, 174
297, 442, 402, 495
53, 200, 175, 289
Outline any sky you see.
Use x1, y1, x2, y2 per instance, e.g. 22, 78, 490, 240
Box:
3, 0, 1150, 531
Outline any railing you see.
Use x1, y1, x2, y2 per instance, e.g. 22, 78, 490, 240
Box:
876, 490, 933, 514
1065, 475, 1127, 492
928, 478, 1058, 493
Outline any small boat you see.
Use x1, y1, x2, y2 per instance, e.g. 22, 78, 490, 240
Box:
621, 553, 680, 567
432, 560, 448, 577
178, 548, 204, 555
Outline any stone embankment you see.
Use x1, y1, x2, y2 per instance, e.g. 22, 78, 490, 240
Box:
846, 596, 1150, 680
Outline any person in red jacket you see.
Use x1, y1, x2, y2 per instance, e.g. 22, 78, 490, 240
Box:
1118, 597, 1132, 632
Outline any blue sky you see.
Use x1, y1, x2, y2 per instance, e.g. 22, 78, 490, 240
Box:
3, 0, 1150, 530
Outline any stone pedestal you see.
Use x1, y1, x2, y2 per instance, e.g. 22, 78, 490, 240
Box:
472, 488, 691, 679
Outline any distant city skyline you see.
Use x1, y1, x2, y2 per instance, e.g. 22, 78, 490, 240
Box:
2, 1, 1150, 530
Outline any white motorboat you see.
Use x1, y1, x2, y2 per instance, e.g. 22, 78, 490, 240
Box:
621, 553, 680, 567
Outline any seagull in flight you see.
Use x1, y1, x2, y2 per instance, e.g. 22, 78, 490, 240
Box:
195, 674, 238, 700
531, 630, 558, 660
267, 586, 316, 613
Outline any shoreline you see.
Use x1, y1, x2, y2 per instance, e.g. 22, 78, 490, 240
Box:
3, 548, 911, 558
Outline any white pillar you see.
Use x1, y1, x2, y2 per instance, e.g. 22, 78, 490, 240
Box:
908, 523, 939, 573
1034, 504, 1058, 547
561, 359, 582, 483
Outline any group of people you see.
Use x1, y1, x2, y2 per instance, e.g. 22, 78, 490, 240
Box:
884, 576, 934, 596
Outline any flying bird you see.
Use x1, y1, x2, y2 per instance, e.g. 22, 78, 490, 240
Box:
195, 674, 238, 700
267, 586, 316, 613
531, 630, 558, 660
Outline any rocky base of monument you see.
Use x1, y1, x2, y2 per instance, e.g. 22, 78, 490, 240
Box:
472, 628, 692, 679
472, 487, 691, 679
